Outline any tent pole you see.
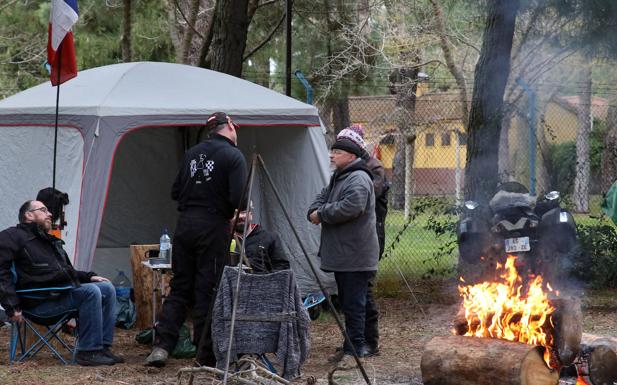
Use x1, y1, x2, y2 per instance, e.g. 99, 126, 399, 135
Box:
52, 44, 63, 191
256, 154, 372, 385
222, 154, 258, 385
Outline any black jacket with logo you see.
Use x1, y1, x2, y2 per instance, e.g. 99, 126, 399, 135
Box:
0, 222, 96, 316
171, 134, 248, 219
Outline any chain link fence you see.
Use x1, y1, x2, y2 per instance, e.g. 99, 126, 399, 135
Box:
319, 90, 608, 300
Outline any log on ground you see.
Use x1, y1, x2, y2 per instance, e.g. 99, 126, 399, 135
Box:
421, 335, 559, 385
581, 333, 617, 385
550, 297, 582, 366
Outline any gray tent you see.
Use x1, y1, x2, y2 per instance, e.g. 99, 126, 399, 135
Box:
0, 61, 334, 294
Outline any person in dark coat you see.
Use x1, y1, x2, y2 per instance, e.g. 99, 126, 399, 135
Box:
0, 200, 122, 366
146, 112, 247, 367
307, 130, 380, 364
231, 210, 290, 273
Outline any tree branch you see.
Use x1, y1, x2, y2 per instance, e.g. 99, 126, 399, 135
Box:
243, 12, 285, 62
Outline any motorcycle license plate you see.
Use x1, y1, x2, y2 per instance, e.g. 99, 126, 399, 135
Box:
504, 237, 530, 253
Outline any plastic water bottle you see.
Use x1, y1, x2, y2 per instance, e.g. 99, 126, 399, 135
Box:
112, 270, 132, 298
159, 228, 172, 264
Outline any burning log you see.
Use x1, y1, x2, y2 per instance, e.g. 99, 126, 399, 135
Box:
421, 335, 559, 385
550, 297, 582, 366
578, 333, 617, 385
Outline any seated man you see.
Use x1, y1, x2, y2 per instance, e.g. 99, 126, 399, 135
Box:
232, 211, 290, 273
0, 200, 123, 366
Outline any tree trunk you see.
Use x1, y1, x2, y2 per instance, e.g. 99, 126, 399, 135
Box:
536, 110, 551, 194
601, 99, 617, 194
208, 0, 251, 77
121, 0, 132, 62
464, 0, 520, 203
331, 96, 350, 134
421, 335, 559, 385
498, 110, 513, 181
574, 61, 592, 213
391, 133, 405, 210
389, 66, 418, 211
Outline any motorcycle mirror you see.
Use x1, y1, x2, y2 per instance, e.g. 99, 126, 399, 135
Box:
545, 191, 560, 201
464, 201, 479, 210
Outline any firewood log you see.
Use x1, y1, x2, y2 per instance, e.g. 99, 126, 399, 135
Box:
421, 335, 559, 385
550, 297, 582, 366
580, 333, 617, 385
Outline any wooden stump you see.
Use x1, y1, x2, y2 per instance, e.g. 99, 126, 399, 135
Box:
551, 297, 582, 366
130, 244, 172, 330
421, 335, 559, 385
581, 333, 617, 385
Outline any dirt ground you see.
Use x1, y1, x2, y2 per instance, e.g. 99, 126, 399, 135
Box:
0, 291, 615, 385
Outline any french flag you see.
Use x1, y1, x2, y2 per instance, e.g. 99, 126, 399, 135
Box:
47, 0, 79, 86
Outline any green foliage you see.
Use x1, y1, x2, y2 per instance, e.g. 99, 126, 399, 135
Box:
547, 141, 576, 194
382, 196, 458, 280
547, 124, 604, 194
0, 0, 173, 98
575, 218, 617, 288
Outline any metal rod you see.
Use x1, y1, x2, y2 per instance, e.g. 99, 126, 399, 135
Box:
222, 154, 257, 385
52, 44, 63, 190
285, 0, 292, 96
256, 154, 372, 385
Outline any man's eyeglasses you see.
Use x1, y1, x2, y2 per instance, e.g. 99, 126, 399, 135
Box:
29, 206, 49, 214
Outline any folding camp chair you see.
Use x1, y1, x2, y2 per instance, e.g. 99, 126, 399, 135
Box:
9, 266, 78, 365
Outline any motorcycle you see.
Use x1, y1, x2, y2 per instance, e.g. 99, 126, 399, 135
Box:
457, 182, 579, 285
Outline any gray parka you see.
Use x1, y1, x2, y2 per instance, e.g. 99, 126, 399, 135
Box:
308, 159, 379, 272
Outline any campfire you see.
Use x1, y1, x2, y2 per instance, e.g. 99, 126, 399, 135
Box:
420, 254, 617, 385
457, 255, 556, 367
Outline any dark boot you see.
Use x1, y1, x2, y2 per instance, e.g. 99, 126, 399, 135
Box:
76, 350, 116, 366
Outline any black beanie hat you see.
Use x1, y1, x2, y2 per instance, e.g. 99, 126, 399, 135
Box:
331, 138, 363, 158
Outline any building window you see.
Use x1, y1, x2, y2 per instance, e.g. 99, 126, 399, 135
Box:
441, 132, 451, 146
457, 131, 467, 146
425, 133, 435, 147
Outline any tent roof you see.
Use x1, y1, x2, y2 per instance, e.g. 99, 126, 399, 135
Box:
0, 61, 317, 118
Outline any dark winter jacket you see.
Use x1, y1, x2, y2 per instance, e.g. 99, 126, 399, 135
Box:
171, 134, 248, 219
234, 226, 290, 273
0, 223, 96, 316
307, 158, 379, 272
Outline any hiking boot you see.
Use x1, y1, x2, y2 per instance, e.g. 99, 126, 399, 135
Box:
103, 347, 125, 364
76, 350, 116, 366
145, 347, 169, 367
365, 344, 380, 357
327, 349, 345, 363
337, 354, 362, 369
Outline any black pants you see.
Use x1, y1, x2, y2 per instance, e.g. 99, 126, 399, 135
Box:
334, 271, 379, 354
154, 212, 228, 363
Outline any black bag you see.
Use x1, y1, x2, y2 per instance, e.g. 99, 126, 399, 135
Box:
114, 296, 136, 329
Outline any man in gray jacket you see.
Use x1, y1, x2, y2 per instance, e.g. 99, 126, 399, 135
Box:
307, 130, 379, 363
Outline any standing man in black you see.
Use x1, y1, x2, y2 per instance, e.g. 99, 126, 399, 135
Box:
146, 112, 247, 367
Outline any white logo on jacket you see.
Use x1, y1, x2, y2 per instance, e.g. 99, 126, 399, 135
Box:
190, 154, 215, 180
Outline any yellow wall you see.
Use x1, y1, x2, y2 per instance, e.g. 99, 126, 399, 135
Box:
380, 144, 396, 169
542, 102, 577, 143
414, 121, 467, 169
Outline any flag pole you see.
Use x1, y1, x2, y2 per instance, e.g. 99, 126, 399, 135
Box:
52, 44, 62, 191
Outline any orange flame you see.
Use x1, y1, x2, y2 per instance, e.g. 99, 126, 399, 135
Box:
576, 377, 590, 385
458, 255, 556, 367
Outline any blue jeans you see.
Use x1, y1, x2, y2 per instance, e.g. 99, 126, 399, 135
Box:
27, 281, 116, 351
